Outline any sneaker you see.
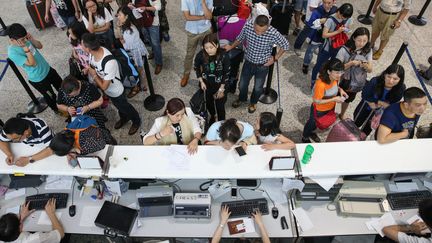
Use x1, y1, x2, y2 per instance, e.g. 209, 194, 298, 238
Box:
248, 104, 257, 113
301, 137, 311, 143
180, 74, 189, 87
293, 28, 301, 36
162, 32, 170, 42
302, 64, 309, 74
373, 50, 383, 60
128, 123, 140, 135
309, 133, 321, 143
232, 99, 242, 108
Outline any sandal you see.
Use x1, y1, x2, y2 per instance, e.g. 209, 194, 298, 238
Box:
373, 50, 383, 60
127, 86, 141, 98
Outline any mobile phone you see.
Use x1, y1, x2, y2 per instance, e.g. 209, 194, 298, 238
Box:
390, 24, 396, 29
235, 146, 246, 156
231, 187, 237, 199
76, 107, 83, 115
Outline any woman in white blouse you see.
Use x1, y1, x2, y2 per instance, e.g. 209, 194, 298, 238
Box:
82, 0, 114, 48
143, 98, 203, 154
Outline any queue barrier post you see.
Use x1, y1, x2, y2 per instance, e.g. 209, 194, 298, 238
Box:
259, 46, 278, 104
408, 0, 431, 26
358, 0, 376, 25
143, 55, 165, 111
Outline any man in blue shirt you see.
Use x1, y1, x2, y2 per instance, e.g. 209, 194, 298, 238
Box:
7, 23, 62, 112
377, 87, 428, 144
180, 0, 213, 87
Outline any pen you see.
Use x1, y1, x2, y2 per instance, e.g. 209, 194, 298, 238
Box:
79, 186, 84, 197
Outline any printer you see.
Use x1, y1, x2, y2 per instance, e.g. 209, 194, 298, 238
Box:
136, 186, 173, 217
335, 180, 390, 217
173, 193, 211, 219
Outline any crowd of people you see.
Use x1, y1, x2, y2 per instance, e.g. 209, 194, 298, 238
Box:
0, 0, 431, 242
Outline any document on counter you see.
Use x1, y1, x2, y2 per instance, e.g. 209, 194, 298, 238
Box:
292, 208, 314, 232
45, 175, 73, 190
365, 213, 396, 237
282, 178, 305, 192
79, 206, 101, 227
38, 212, 62, 225
5, 188, 26, 200
406, 215, 431, 234
260, 179, 288, 204
167, 145, 191, 171
309, 176, 339, 191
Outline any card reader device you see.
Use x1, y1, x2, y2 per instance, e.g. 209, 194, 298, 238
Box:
136, 186, 173, 217
173, 193, 211, 219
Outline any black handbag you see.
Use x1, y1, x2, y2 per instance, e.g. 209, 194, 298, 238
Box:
213, 0, 239, 16
189, 89, 207, 114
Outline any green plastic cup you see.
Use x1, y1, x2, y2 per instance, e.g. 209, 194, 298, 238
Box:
301, 145, 314, 164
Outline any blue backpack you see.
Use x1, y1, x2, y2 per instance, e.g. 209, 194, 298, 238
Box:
101, 48, 139, 88
66, 115, 98, 130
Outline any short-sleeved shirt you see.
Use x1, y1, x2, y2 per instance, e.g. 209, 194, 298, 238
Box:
52, 0, 75, 17
312, 78, 338, 112
57, 82, 102, 119
398, 232, 432, 243
5, 230, 60, 243
0, 117, 53, 145
323, 14, 352, 51
181, 0, 213, 34
379, 102, 419, 139
206, 121, 254, 142
89, 47, 124, 98
8, 42, 50, 82
380, 0, 411, 13
236, 20, 290, 64
336, 47, 372, 64
72, 44, 90, 69
305, 0, 322, 21
82, 8, 113, 30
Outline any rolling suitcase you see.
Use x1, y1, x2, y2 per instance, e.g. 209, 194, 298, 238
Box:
26, 0, 54, 30
270, 0, 294, 35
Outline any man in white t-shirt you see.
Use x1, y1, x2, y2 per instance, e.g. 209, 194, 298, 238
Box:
383, 199, 432, 243
0, 199, 64, 243
81, 33, 142, 135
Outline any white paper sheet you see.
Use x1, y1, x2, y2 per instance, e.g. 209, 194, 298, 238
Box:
365, 212, 396, 237
37, 212, 62, 225
5, 188, 26, 200
309, 176, 339, 191
104, 180, 122, 196
282, 178, 305, 192
395, 182, 419, 192
406, 215, 431, 234
228, 217, 256, 234
167, 145, 191, 171
77, 157, 101, 169
79, 206, 101, 227
260, 179, 288, 204
292, 208, 314, 232
45, 175, 73, 190
208, 184, 230, 199
5, 205, 20, 215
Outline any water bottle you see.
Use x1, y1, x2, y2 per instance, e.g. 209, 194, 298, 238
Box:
301, 145, 314, 164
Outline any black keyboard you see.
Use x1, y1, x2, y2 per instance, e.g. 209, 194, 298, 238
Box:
25, 193, 69, 210
221, 198, 269, 218
387, 190, 432, 210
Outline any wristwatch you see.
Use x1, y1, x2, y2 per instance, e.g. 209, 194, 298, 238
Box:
29, 156, 35, 163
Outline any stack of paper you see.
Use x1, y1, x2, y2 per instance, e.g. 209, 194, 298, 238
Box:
45, 175, 73, 190
167, 145, 191, 171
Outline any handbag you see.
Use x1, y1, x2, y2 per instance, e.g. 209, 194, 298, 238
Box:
237, 0, 251, 19
189, 89, 207, 114
313, 104, 337, 130
134, 0, 154, 28
370, 108, 384, 130
213, 0, 239, 16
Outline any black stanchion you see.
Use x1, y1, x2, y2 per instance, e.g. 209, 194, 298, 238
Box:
358, 0, 376, 25
259, 46, 278, 104
392, 42, 408, 65
0, 17, 6, 36
7, 59, 48, 114
143, 56, 165, 111
408, 0, 431, 26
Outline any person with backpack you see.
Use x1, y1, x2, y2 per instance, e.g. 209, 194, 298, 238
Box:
6, 23, 63, 113
194, 33, 230, 125
82, 33, 142, 135
49, 116, 108, 156
377, 87, 428, 144
336, 27, 373, 120
300, 0, 336, 75
302, 58, 347, 143
370, 0, 411, 60
117, 6, 149, 98
143, 98, 203, 155
310, 3, 353, 88
0, 116, 54, 167
129, 0, 163, 75
82, 0, 115, 49
353, 64, 406, 136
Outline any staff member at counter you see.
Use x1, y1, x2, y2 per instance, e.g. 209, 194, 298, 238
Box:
0, 116, 54, 167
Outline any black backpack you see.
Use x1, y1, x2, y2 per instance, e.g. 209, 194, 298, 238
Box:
101, 48, 139, 88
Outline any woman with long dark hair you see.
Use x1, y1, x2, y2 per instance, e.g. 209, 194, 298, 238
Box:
117, 6, 149, 98
194, 33, 230, 125
302, 58, 348, 143
353, 64, 406, 135
82, 0, 114, 48
336, 27, 373, 119
143, 98, 203, 154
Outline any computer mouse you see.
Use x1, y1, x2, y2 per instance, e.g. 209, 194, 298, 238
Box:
271, 207, 279, 219
69, 205, 76, 217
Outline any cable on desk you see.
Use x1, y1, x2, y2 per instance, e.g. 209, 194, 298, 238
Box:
156, 178, 182, 193
32, 187, 39, 195
71, 177, 77, 205
199, 179, 214, 191
238, 179, 262, 200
